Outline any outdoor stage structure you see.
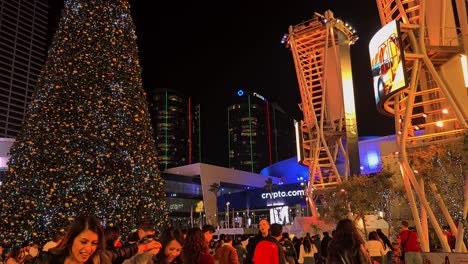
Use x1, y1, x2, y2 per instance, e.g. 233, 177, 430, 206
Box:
372, 0, 468, 252
285, 10, 360, 218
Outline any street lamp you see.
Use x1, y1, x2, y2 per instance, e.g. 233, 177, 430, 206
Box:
226, 202, 230, 229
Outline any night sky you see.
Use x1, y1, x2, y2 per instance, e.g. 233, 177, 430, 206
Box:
48, 0, 395, 166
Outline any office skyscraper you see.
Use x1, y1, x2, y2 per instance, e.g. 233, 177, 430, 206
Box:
0, 0, 48, 137
148, 88, 201, 170
228, 90, 296, 173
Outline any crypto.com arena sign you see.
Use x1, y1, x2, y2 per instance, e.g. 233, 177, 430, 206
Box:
261, 189, 305, 199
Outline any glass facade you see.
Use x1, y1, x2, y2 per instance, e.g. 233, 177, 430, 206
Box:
228, 98, 268, 173
148, 88, 200, 170
0, 0, 48, 137
228, 92, 296, 173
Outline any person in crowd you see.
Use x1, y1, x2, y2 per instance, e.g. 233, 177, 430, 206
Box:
376, 229, 393, 251
42, 232, 64, 252
152, 228, 184, 264
214, 235, 239, 264
240, 236, 249, 252
298, 237, 317, 264
213, 239, 224, 259
252, 223, 286, 264
202, 225, 216, 255
281, 233, 296, 264
245, 219, 270, 264
202, 225, 216, 245
326, 218, 372, 264
233, 240, 247, 264
122, 221, 165, 264
136, 221, 158, 243
365, 231, 387, 264
444, 229, 456, 251
28, 243, 40, 259
6, 246, 22, 264
397, 221, 422, 264
183, 227, 214, 264
104, 226, 122, 250
20, 242, 34, 263
127, 232, 141, 245
312, 234, 322, 264
26, 214, 161, 264
292, 237, 301, 264
320, 232, 332, 261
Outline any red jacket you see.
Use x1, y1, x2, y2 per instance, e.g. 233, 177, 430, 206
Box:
398, 230, 421, 252
253, 240, 279, 264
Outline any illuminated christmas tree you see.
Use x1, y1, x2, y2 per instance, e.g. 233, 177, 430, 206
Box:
0, 0, 168, 244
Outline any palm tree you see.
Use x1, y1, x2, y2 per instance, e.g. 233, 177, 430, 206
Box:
264, 178, 277, 223
209, 182, 221, 227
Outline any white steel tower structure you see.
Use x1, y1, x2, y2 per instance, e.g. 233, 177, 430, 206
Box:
374, 0, 468, 252
285, 10, 359, 217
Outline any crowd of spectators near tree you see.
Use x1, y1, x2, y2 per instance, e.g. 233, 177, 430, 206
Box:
0, 215, 429, 264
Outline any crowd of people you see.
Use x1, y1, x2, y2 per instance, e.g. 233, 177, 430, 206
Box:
0, 215, 424, 264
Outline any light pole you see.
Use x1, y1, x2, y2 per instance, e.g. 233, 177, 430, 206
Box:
226, 202, 230, 229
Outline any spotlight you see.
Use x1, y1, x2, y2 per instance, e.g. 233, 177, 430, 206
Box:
280, 33, 288, 44
349, 36, 359, 45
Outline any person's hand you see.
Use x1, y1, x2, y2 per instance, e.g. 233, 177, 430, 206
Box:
146, 240, 162, 256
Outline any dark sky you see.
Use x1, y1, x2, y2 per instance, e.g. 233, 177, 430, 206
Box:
49, 0, 395, 166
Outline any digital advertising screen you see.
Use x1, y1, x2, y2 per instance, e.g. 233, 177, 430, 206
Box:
369, 20, 407, 106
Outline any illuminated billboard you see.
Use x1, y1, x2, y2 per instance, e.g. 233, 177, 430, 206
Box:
369, 20, 407, 106
269, 206, 290, 225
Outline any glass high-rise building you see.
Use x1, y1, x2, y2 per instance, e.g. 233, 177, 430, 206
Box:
148, 88, 200, 170
228, 90, 296, 173
0, 0, 48, 137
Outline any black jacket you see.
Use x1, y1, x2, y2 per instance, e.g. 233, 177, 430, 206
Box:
321, 235, 332, 258
26, 243, 139, 264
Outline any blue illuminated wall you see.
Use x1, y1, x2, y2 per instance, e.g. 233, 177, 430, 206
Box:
260, 135, 402, 182
358, 136, 384, 174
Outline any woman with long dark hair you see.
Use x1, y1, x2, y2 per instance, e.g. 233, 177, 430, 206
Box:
154, 228, 184, 264
26, 214, 160, 264
365, 231, 386, 264
182, 228, 214, 264
326, 219, 372, 264
298, 237, 317, 264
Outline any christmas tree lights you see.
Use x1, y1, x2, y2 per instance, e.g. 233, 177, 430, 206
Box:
0, 0, 168, 245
